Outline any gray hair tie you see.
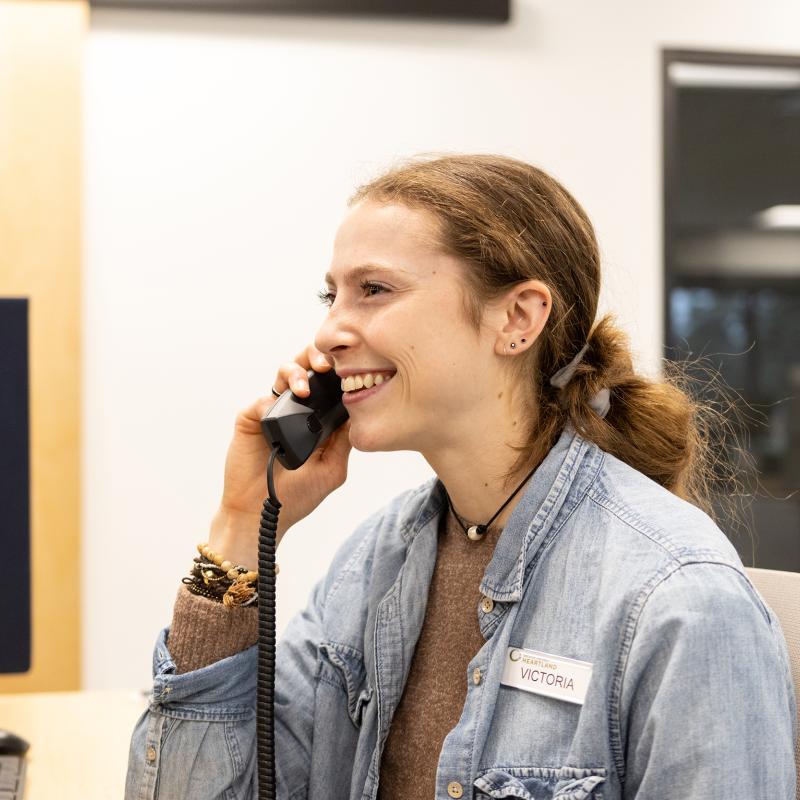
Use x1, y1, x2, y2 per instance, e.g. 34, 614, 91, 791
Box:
549, 343, 611, 419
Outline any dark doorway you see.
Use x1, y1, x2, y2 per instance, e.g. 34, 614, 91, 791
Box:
663, 49, 800, 571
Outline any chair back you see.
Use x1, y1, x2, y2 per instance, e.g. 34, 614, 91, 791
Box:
746, 567, 800, 798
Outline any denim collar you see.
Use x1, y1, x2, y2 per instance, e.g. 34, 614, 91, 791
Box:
481, 424, 604, 601
409, 424, 604, 604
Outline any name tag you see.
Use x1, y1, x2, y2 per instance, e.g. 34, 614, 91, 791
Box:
500, 646, 593, 705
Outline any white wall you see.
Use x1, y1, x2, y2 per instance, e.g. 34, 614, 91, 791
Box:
82, 0, 800, 689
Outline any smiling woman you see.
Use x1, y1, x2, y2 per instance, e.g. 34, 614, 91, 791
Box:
126, 154, 797, 800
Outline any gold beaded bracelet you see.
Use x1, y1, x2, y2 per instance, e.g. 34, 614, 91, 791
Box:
190, 542, 279, 608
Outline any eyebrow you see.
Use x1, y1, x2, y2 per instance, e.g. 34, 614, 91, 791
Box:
323, 264, 406, 287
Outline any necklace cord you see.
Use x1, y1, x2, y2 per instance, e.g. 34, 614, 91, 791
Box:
446, 461, 538, 538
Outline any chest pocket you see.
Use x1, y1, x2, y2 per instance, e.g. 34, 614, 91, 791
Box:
317, 641, 373, 729
474, 766, 606, 800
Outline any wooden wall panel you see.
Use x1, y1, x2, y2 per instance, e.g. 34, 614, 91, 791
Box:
0, 0, 86, 691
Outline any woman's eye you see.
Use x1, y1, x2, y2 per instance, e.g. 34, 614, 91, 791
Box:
360, 280, 388, 298
316, 289, 336, 307
316, 281, 387, 307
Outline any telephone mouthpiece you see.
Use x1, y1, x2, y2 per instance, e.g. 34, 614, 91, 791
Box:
260, 369, 348, 470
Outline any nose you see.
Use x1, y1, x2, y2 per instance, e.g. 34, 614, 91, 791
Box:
314, 305, 359, 362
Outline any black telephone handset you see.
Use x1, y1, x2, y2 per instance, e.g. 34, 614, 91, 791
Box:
260, 368, 349, 470
254, 368, 348, 800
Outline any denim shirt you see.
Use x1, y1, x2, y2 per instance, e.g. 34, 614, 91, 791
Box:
125, 426, 797, 800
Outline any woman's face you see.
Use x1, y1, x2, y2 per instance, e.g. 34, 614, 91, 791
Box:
314, 200, 510, 456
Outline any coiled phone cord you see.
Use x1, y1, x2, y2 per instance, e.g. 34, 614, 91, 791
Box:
256, 446, 282, 800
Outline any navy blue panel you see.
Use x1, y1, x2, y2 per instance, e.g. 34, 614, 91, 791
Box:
0, 299, 31, 673
89, 0, 510, 22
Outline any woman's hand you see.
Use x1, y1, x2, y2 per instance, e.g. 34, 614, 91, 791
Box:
208, 345, 352, 570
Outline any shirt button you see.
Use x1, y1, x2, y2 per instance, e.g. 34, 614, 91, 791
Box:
472, 667, 482, 685
447, 781, 464, 798
480, 596, 494, 614
146, 745, 157, 763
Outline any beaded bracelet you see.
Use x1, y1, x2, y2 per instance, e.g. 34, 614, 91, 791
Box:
182, 542, 280, 608
183, 561, 258, 607
190, 542, 259, 606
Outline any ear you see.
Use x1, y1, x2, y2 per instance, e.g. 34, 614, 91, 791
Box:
492, 280, 552, 357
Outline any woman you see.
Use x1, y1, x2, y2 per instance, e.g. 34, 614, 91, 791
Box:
125, 154, 796, 800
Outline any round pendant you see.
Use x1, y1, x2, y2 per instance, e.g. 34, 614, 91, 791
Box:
467, 525, 485, 541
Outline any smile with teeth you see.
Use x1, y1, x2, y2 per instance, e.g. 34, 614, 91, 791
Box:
341, 372, 396, 393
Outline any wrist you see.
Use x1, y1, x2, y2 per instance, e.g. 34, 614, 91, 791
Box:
208, 510, 255, 573
209, 506, 288, 572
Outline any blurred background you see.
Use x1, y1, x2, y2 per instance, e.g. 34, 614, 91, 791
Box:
0, 0, 798, 696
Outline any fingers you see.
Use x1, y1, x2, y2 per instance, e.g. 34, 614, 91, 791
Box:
275, 361, 310, 396
306, 346, 333, 373
238, 393, 279, 426
274, 345, 332, 398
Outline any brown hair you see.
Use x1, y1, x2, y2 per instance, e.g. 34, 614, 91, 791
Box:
349, 153, 747, 525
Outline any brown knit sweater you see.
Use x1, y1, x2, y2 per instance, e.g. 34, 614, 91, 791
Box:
167, 506, 501, 798
167, 584, 259, 672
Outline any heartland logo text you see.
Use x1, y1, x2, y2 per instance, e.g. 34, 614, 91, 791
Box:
508, 649, 557, 670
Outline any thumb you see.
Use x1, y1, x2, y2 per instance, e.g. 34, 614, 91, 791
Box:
317, 419, 352, 461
